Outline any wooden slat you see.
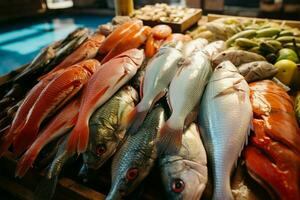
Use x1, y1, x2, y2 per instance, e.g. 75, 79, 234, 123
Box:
207, 14, 300, 29
0, 152, 106, 200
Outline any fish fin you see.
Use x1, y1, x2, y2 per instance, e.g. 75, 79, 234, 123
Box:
139, 75, 144, 99
15, 150, 37, 178
33, 175, 58, 200
66, 130, 79, 154
127, 109, 148, 135
157, 123, 182, 155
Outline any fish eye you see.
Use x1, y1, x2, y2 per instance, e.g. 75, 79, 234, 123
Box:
222, 53, 226, 56
95, 144, 106, 156
126, 168, 139, 181
172, 178, 185, 193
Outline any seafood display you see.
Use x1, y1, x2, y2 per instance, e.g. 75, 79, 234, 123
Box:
1, 11, 300, 200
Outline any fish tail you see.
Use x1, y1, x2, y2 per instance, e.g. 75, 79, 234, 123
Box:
77, 121, 90, 153
127, 108, 149, 135
157, 123, 183, 155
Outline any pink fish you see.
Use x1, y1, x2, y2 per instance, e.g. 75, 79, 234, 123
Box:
13, 59, 100, 155
67, 49, 144, 154
15, 98, 80, 177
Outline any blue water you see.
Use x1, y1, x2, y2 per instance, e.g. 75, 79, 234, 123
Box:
0, 14, 112, 75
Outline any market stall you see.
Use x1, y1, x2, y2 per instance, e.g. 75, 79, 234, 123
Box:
0, 1, 299, 200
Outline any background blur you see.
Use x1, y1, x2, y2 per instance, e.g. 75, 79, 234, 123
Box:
0, 0, 299, 75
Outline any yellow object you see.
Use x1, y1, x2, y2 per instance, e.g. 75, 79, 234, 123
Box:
114, 0, 134, 16
274, 59, 298, 85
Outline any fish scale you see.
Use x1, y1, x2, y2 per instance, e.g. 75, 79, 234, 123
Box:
198, 61, 252, 200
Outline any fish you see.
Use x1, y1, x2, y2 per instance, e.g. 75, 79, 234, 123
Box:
33, 135, 76, 200
212, 49, 266, 68
238, 61, 278, 83
98, 20, 143, 54
152, 25, 172, 39
159, 123, 208, 200
0, 70, 65, 157
157, 51, 212, 154
106, 106, 165, 200
83, 86, 138, 169
164, 34, 192, 45
198, 61, 252, 200
41, 33, 105, 77
202, 40, 226, 60
182, 38, 208, 57
245, 81, 300, 200
123, 44, 183, 135
67, 49, 144, 154
13, 59, 99, 155
15, 97, 80, 177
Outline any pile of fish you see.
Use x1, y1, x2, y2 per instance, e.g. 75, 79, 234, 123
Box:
0, 16, 300, 200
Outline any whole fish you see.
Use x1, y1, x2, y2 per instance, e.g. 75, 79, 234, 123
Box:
12, 59, 99, 155
83, 86, 138, 169
123, 44, 183, 135
212, 49, 266, 68
202, 40, 226, 60
42, 33, 105, 77
182, 38, 208, 57
198, 61, 252, 200
101, 26, 152, 64
238, 61, 278, 83
98, 20, 143, 54
106, 106, 165, 200
159, 123, 208, 200
67, 49, 144, 154
158, 51, 212, 154
15, 98, 80, 177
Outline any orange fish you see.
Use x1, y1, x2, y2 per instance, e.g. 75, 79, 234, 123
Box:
98, 20, 143, 54
15, 97, 80, 178
0, 70, 64, 157
152, 24, 172, 39
13, 59, 100, 155
101, 26, 151, 64
67, 49, 144, 154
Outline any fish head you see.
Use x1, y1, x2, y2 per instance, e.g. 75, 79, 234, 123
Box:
214, 60, 238, 73
116, 49, 145, 67
160, 157, 206, 200
83, 124, 126, 169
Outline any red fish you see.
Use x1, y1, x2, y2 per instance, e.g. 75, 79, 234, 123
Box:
13, 59, 100, 155
0, 70, 64, 157
245, 80, 300, 200
15, 98, 80, 177
101, 26, 151, 64
42, 33, 105, 77
98, 20, 143, 54
67, 49, 144, 154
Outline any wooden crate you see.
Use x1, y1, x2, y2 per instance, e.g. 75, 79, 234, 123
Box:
138, 9, 202, 33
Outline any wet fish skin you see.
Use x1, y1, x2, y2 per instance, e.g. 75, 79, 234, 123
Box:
198, 61, 252, 200
159, 123, 207, 200
238, 61, 278, 83
106, 106, 165, 200
83, 86, 139, 169
124, 45, 183, 135
158, 51, 212, 154
202, 40, 226, 60
212, 49, 266, 68
182, 38, 208, 57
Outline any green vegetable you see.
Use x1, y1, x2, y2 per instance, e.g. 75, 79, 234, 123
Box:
256, 27, 281, 38
226, 30, 257, 47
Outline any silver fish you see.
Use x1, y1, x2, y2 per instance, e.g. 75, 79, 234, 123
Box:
198, 61, 252, 200
83, 86, 139, 169
124, 44, 183, 135
182, 38, 208, 57
158, 51, 212, 154
238, 61, 278, 83
212, 49, 266, 68
202, 40, 226, 60
159, 123, 207, 200
106, 106, 165, 200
